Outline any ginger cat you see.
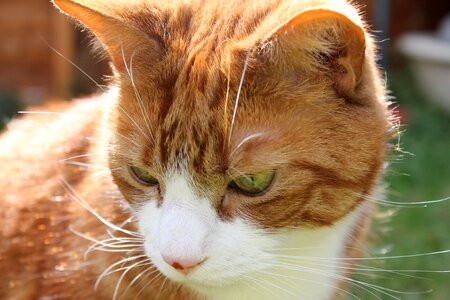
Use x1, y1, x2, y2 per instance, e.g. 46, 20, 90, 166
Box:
0, 0, 391, 299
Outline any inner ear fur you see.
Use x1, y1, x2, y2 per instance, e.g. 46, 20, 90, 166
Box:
267, 8, 366, 100
52, 0, 161, 73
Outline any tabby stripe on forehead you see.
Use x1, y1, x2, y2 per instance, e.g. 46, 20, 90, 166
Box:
158, 72, 179, 123
189, 126, 206, 171
207, 73, 227, 110
159, 116, 180, 166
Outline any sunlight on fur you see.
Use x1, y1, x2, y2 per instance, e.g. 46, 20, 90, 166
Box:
0, 0, 448, 299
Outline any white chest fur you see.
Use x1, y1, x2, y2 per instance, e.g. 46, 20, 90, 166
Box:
204, 203, 369, 300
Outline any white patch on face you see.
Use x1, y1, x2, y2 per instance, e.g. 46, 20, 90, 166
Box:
136, 168, 278, 285
135, 165, 376, 300
157, 172, 214, 268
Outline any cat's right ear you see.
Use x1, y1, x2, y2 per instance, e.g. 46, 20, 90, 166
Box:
263, 7, 367, 101
52, 0, 161, 72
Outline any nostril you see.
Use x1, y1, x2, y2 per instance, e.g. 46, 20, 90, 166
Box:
171, 261, 185, 270
161, 254, 206, 274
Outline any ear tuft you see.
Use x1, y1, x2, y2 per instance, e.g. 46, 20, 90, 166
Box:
268, 8, 366, 100
52, 0, 161, 72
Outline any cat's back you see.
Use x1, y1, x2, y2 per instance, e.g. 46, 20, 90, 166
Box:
0, 96, 101, 298
0, 96, 101, 197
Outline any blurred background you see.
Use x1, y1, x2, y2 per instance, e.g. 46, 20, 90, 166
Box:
0, 0, 449, 298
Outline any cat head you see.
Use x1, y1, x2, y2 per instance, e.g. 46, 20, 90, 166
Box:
53, 0, 389, 293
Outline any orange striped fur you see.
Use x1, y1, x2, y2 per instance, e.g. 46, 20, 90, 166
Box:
0, 0, 391, 299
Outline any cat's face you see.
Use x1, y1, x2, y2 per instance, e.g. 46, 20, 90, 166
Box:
54, 0, 389, 293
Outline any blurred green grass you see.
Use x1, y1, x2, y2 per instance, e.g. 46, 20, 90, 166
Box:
349, 68, 450, 299
0, 90, 22, 131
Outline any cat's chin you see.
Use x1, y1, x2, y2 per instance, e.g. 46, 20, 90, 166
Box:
183, 277, 247, 298
151, 258, 249, 294
185, 278, 231, 290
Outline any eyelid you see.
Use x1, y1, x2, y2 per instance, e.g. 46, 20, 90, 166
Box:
129, 166, 159, 186
229, 171, 276, 197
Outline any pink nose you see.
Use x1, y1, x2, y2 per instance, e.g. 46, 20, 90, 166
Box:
161, 255, 206, 274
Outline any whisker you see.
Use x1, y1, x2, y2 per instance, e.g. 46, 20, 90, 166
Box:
92, 237, 144, 244
253, 273, 304, 299
258, 269, 360, 300
229, 132, 264, 159
276, 254, 435, 279
265, 267, 381, 300
273, 262, 433, 299
93, 239, 144, 247
113, 258, 152, 300
228, 166, 253, 182
223, 52, 232, 141
18, 111, 66, 116
39, 34, 106, 92
61, 177, 141, 238
154, 276, 168, 300
243, 280, 265, 297
69, 228, 141, 259
121, 46, 155, 142
123, 266, 159, 295
89, 242, 144, 252
270, 246, 351, 251
272, 263, 391, 299
274, 249, 450, 261
358, 192, 450, 208
114, 132, 142, 148
129, 53, 154, 142
112, 217, 138, 230
89, 248, 143, 255
104, 260, 150, 279
58, 153, 100, 163
89, 243, 143, 252
262, 272, 308, 299
133, 273, 164, 300
69, 227, 113, 246
105, 225, 141, 242
242, 274, 287, 300
95, 255, 149, 290
278, 259, 394, 279
117, 104, 153, 145
64, 161, 109, 170
228, 48, 252, 145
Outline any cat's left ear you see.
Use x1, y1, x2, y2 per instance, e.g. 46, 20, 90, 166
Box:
266, 8, 366, 100
52, 0, 161, 72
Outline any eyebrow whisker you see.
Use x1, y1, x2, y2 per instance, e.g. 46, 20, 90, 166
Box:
228, 48, 252, 146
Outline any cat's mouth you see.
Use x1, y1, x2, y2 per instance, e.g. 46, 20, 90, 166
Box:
151, 257, 204, 283
154, 259, 242, 289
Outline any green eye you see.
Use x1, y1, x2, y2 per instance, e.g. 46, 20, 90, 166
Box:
231, 171, 275, 195
129, 166, 158, 186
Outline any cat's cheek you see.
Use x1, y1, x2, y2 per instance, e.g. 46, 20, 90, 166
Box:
135, 201, 159, 254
